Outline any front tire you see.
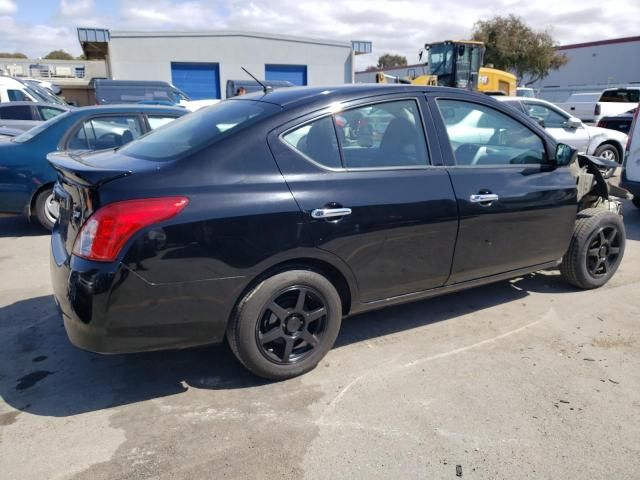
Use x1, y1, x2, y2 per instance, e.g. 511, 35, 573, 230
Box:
594, 144, 619, 178
227, 269, 342, 380
33, 188, 57, 231
560, 208, 625, 289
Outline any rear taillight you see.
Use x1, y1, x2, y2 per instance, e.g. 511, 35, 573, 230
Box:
594, 103, 601, 116
72, 197, 189, 262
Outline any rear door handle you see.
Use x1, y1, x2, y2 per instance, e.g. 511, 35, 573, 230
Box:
311, 208, 352, 219
470, 193, 499, 204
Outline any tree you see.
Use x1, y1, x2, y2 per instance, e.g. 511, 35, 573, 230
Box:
376, 54, 408, 69
472, 14, 568, 85
43, 50, 74, 60
0, 52, 27, 58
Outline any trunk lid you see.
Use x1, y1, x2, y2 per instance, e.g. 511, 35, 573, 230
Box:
48, 149, 145, 256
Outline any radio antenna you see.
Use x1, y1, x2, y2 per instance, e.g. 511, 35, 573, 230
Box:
241, 67, 272, 94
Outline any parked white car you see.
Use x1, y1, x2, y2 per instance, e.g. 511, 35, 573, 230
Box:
0, 76, 40, 103
555, 87, 640, 124
497, 96, 628, 177
621, 108, 640, 208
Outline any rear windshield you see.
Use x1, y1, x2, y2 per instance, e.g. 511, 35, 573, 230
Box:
119, 100, 281, 161
96, 84, 184, 104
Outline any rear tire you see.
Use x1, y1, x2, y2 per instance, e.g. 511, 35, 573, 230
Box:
560, 208, 625, 289
34, 188, 57, 231
227, 269, 342, 380
594, 144, 619, 178
633, 197, 640, 209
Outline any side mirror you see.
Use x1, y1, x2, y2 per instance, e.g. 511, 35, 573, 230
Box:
564, 117, 582, 129
555, 143, 577, 166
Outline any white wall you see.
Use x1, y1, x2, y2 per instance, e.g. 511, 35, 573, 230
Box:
108, 31, 353, 98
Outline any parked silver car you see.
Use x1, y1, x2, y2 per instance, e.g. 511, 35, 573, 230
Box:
497, 96, 628, 177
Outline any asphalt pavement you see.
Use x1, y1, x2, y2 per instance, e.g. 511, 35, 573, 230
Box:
0, 205, 639, 479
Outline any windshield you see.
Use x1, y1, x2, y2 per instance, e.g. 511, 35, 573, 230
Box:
13, 111, 71, 143
97, 84, 180, 104
25, 81, 66, 105
120, 100, 281, 161
427, 43, 455, 77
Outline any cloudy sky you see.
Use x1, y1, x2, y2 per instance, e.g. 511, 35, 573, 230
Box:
1, 0, 639, 70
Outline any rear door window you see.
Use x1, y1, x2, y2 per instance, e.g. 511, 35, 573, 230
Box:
282, 98, 430, 170
67, 115, 144, 150
0, 105, 33, 120
336, 99, 429, 168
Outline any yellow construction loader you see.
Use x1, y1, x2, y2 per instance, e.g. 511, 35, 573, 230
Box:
376, 40, 516, 96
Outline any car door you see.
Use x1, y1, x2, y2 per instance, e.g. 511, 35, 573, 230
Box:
268, 95, 459, 303
523, 101, 591, 152
430, 94, 578, 284
0, 104, 38, 131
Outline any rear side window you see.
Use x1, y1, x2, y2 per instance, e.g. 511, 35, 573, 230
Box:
67, 115, 143, 150
437, 99, 547, 166
120, 100, 281, 161
7, 90, 30, 102
283, 117, 341, 168
282, 99, 429, 170
38, 106, 64, 121
0, 105, 33, 120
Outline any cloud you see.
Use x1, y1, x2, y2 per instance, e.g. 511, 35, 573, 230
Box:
1, 0, 640, 66
59, 0, 93, 17
0, 0, 16, 15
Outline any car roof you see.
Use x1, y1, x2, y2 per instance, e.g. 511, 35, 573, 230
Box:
0, 101, 70, 109
92, 79, 172, 87
234, 84, 476, 110
69, 104, 188, 115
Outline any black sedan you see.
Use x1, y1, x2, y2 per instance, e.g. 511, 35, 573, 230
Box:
49, 85, 626, 380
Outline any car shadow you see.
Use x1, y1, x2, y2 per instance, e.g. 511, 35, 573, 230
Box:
0, 270, 576, 418
0, 215, 47, 238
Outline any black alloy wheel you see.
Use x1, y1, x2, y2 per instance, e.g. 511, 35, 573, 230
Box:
585, 225, 622, 278
256, 286, 328, 364
227, 269, 342, 380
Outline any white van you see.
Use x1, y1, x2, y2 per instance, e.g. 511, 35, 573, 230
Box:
0, 76, 40, 103
621, 108, 640, 208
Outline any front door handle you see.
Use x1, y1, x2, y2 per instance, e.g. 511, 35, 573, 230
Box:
470, 193, 499, 205
311, 208, 352, 219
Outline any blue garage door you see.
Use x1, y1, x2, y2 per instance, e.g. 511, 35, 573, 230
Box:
265, 64, 307, 86
171, 62, 220, 100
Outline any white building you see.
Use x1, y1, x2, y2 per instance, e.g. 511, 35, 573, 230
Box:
531, 36, 640, 102
107, 30, 356, 99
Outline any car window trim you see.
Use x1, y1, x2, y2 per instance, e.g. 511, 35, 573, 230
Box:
278, 95, 435, 172
430, 95, 552, 168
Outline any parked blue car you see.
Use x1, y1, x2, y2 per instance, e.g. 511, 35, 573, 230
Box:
0, 104, 188, 229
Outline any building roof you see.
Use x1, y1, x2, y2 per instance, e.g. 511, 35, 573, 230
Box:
109, 30, 352, 49
557, 35, 640, 51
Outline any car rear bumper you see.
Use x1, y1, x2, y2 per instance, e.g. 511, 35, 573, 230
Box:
50, 230, 241, 354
